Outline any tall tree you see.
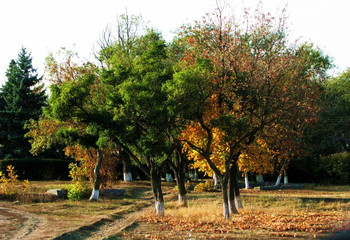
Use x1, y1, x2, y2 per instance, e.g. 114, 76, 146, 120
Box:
170, 6, 330, 219
101, 30, 175, 215
309, 69, 350, 155
0, 48, 46, 159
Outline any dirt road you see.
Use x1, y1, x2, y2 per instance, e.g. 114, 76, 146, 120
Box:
0, 201, 153, 240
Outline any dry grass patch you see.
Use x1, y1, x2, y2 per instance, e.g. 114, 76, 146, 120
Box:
136, 189, 350, 239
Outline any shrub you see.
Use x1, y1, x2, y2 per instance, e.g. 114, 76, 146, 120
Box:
0, 165, 30, 195
68, 162, 89, 182
174, 181, 192, 192
66, 163, 91, 201
321, 152, 350, 184
67, 182, 90, 201
194, 180, 216, 192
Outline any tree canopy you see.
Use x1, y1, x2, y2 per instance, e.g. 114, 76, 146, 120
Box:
0, 48, 46, 159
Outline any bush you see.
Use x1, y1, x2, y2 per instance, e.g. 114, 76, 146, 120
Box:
67, 182, 90, 201
194, 180, 216, 192
174, 181, 192, 192
321, 152, 350, 184
0, 165, 30, 195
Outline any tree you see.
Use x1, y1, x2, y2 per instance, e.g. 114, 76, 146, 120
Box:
301, 69, 350, 183
0, 48, 46, 159
25, 49, 117, 201
26, 117, 118, 188
101, 30, 175, 215
310, 69, 350, 154
170, 6, 330, 218
47, 61, 115, 201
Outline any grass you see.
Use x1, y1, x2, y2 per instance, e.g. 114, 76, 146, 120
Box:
0, 180, 157, 239
126, 185, 350, 239
0, 181, 349, 239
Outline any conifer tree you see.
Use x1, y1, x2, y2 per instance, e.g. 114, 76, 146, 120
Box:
0, 48, 46, 159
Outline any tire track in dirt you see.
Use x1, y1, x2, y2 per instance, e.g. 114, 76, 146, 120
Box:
0, 205, 48, 240
86, 205, 154, 240
51, 205, 154, 240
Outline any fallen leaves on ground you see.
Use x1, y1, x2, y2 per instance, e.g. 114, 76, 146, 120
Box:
139, 209, 349, 238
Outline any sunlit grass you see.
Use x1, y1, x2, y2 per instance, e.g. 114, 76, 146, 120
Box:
140, 186, 350, 239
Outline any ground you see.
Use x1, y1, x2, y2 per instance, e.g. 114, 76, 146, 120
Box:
0, 181, 349, 239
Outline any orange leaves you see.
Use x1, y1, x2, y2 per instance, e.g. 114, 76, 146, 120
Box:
238, 138, 275, 174
140, 209, 347, 238
64, 145, 118, 188
181, 123, 228, 176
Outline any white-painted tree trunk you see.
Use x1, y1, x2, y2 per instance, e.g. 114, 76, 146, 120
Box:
275, 175, 282, 186
244, 173, 250, 189
284, 173, 288, 184
165, 173, 173, 182
213, 173, 219, 187
256, 175, 264, 183
123, 172, 132, 182
223, 202, 230, 219
178, 194, 187, 207
234, 195, 243, 209
89, 189, 99, 201
193, 171, 198, 181
155, 200, 164, 216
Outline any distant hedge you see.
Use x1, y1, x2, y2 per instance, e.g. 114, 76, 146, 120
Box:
320, 152, 350, 184
0, 158, 74, 180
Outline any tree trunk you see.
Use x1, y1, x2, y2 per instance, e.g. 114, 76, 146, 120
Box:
256, 175, 264, 183
213, 173, 219, 187
228, 165, 239, 214
284, 169, 289, 184
174, 170, 187, 207
150, 164, 164, 216
89, 148, 103, 201
192, 169, 198, 181
171, 149, 188, 207
221, 176, 230, 219
166, 173, 173, 182
244, 173, 250, 189
275, 174, 282, 186
275, 165, 284, 186
121, 150, 132, 182
230, 163, 243, 210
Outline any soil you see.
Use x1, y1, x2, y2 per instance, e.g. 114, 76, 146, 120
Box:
0, 182, 171, 240
0, 202, 48, 240
0, 201, 153, 240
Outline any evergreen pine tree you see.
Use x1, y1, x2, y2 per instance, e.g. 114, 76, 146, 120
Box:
0, 48, 46, 159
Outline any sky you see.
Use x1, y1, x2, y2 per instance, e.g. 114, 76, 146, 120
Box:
0, 0, 349, 87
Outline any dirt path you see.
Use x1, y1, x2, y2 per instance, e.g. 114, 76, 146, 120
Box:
0, 203, 48, 240
52, 204, 154, 240
86, 205, 154, 240
0, 201, 153, 240
0, 183, 174, 240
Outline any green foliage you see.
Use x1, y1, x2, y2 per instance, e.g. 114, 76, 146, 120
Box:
0, 48, 47, 159
67, 163, 90, 201
164, 63, 212, 119
67, 182, 90, 201
102, 30, 175, 166
68, 162, 89, 182
321, 152, 350, 184
306, 68, 350, 155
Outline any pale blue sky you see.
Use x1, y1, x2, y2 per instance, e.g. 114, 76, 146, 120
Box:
0, 0, 349, 86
